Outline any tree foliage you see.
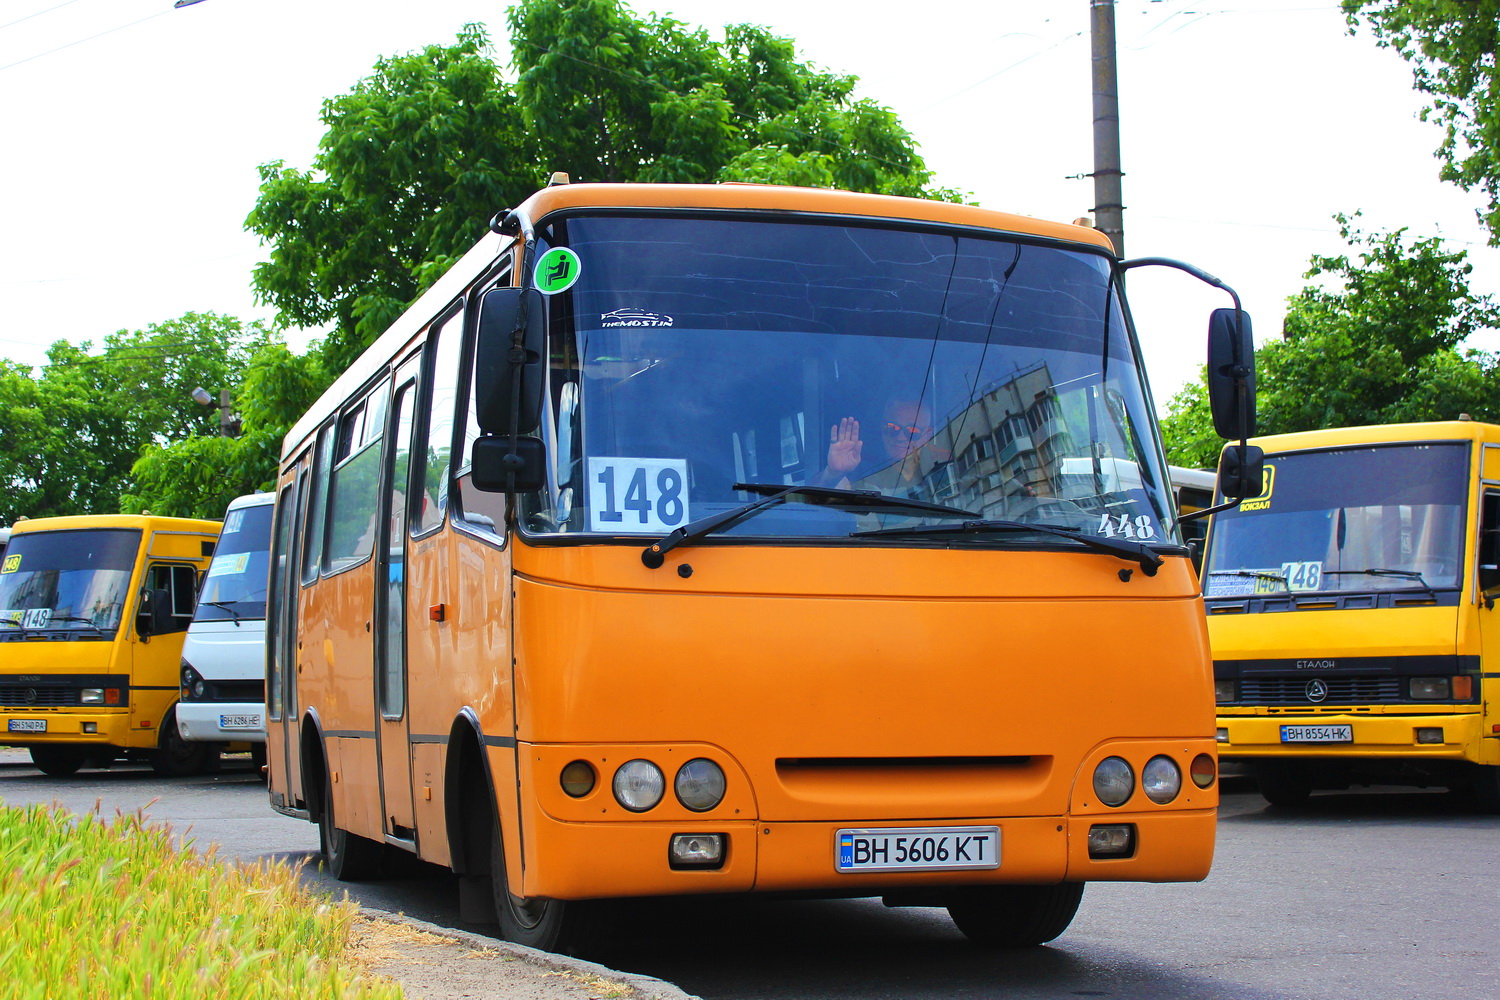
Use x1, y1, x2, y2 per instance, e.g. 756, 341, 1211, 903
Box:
1343, 1, 1500, 241
248, 1, 961, 374
1160, 215, 1500, 468
0, 313, 266, 524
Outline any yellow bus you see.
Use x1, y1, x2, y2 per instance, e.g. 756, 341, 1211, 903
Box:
1, 513, 221, 776
1203, 419, 1500, 810
267, 180, 1257, 952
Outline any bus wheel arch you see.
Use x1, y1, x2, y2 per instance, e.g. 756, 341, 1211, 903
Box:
151, 704, 218, 777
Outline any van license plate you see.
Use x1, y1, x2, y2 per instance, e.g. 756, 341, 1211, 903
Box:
1280, 724, 1352, 743
836, 826, 1000, 873
219, 715, 262, 730
7, 719, 46, 733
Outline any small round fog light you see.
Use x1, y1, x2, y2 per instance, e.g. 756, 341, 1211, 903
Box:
1142, 755, 1182, 804
613, 759, 665, 812
560, 760, 596, 798
1190, 753, 1217, 789
674, 758, 726, 812
1093, 756, 1135, 807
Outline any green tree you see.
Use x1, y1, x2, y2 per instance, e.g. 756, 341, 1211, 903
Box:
1343, 1, 1500, 241
121, 339, 330, 519
1160, 214, 1500, 468
248, 2, 961, 374
0, 313, 265, 523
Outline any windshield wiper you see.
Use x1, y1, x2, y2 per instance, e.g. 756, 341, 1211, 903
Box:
41, 615, 108, 637
853, 519, 1165, 576
1323, 568, 1437, 595
1206, 569, 1290, 589
641, 483, 981, 568
201, 600, 244, 626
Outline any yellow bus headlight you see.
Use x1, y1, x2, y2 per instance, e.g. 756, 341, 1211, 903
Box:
674, 758, 726, 812
1141, 756, 1182, 804
1092, 756, 1134, 807
1409, 677, 1450, 700
613, 760, 665, 812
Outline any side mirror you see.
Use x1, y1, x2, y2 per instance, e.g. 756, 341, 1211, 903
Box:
136, 588, 173, 639
471, 436, 548, 494
1207, 308, 1255, 440
473, 287, 545, 435
1218, 444, 1265, 500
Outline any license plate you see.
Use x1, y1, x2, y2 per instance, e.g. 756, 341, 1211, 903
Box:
7, 719, 46, 733
1280, 724, 1352, 743
219, 714, 262, 730
836, 826, 1000, 873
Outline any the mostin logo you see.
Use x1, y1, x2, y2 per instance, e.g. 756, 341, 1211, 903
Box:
1239, 464, 1276, 512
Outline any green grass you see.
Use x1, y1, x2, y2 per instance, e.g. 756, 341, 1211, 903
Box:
0, 799, 403, 999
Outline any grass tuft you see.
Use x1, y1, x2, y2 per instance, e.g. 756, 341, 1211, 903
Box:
0, 799, 402, 999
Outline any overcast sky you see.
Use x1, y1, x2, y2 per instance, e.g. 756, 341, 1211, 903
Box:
2, 0, 1494, 404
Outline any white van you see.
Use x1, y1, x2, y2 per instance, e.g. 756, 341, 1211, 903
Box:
176, 492, 273, 749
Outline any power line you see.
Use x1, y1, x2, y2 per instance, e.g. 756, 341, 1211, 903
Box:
0, 0, 85, 32
0, 4, 173, 73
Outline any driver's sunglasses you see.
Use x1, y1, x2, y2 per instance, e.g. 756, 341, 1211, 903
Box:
884, 422, 932, 436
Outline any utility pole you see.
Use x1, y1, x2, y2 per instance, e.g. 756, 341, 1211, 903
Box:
1090, 0, 1125, 257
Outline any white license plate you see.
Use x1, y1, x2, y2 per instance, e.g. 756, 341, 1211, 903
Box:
7, 719, 46, 733
219, 714, 262, 730
1280, 724, 1352, 743
836, 826, 1000, 873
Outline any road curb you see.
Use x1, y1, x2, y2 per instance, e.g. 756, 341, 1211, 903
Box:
361, 907, 702, 1000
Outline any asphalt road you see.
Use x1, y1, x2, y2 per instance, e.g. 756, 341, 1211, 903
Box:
2, 748, 1495, 1000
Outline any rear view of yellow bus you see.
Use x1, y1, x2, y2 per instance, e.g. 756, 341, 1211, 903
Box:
0, 514, 220, 776
1204, 420, 1500, 810
266, 181, 1259, 953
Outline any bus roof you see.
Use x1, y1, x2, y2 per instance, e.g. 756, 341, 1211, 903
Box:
1246, 419, 1500, 454
283, 182, 1117, 459
7, 513, 221, 537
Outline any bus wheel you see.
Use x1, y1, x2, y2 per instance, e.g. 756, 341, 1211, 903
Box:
489, 821, 594, 953
318, 771, 383, 881
1472, 764, 1500, 815
30, 745, 91, 777
1256, 769, 1313, 808
947, 883, 1085, 947
151, 709, 217, 777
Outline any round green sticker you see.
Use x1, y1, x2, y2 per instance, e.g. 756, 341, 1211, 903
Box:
534, 247, 582, 295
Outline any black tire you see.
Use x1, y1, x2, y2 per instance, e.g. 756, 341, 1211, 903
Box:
150, 708, 218, 777
318, 769, 384, 881
489, 812, 595, 953
1257, 769, 1313, 808
29, 745, 91, 777
948, 883, 1085, 947
1471, 764, 1500, 815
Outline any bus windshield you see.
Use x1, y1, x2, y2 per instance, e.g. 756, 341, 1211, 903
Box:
518, 215, 1175, 547
1203, 443, 1469, 597
0, 528, 140, 633
194, 502, 273, 622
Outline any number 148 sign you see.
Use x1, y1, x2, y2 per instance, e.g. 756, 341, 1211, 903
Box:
588, 457, 690, 533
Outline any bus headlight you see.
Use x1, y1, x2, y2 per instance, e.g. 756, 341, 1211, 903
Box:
1092, 756, 1135, 807
613, 760, 665, 812
1214, 680, 1235, 703
1409, 677, 1450, 700
674, 758, 726, 812
1141, 756, 1182, 804
181, 662, 207, 700
80, 688, 104, 704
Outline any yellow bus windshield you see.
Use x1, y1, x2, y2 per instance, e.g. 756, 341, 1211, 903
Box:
506, 214, 1176, 548
0, 527, 140, 634
1203, 442, 1468, 598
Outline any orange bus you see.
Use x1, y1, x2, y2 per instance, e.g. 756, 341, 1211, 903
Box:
267, 180, 1256, 952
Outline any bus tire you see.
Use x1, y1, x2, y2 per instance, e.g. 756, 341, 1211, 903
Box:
1472, 764, 1500, 815
150, 707, 218, 777
30, 745, 91, 776
489, 817, 594, 954
318, 770, 383, 881
1256, 769, 1313, 808
947, 883, 1084, 947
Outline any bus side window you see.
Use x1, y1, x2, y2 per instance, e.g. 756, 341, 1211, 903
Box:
302, 424, 334, 584
141, 564, 197, 635
417, 310, 463, 536
325, 380, 391, 573
1480, 491, 1500, 594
